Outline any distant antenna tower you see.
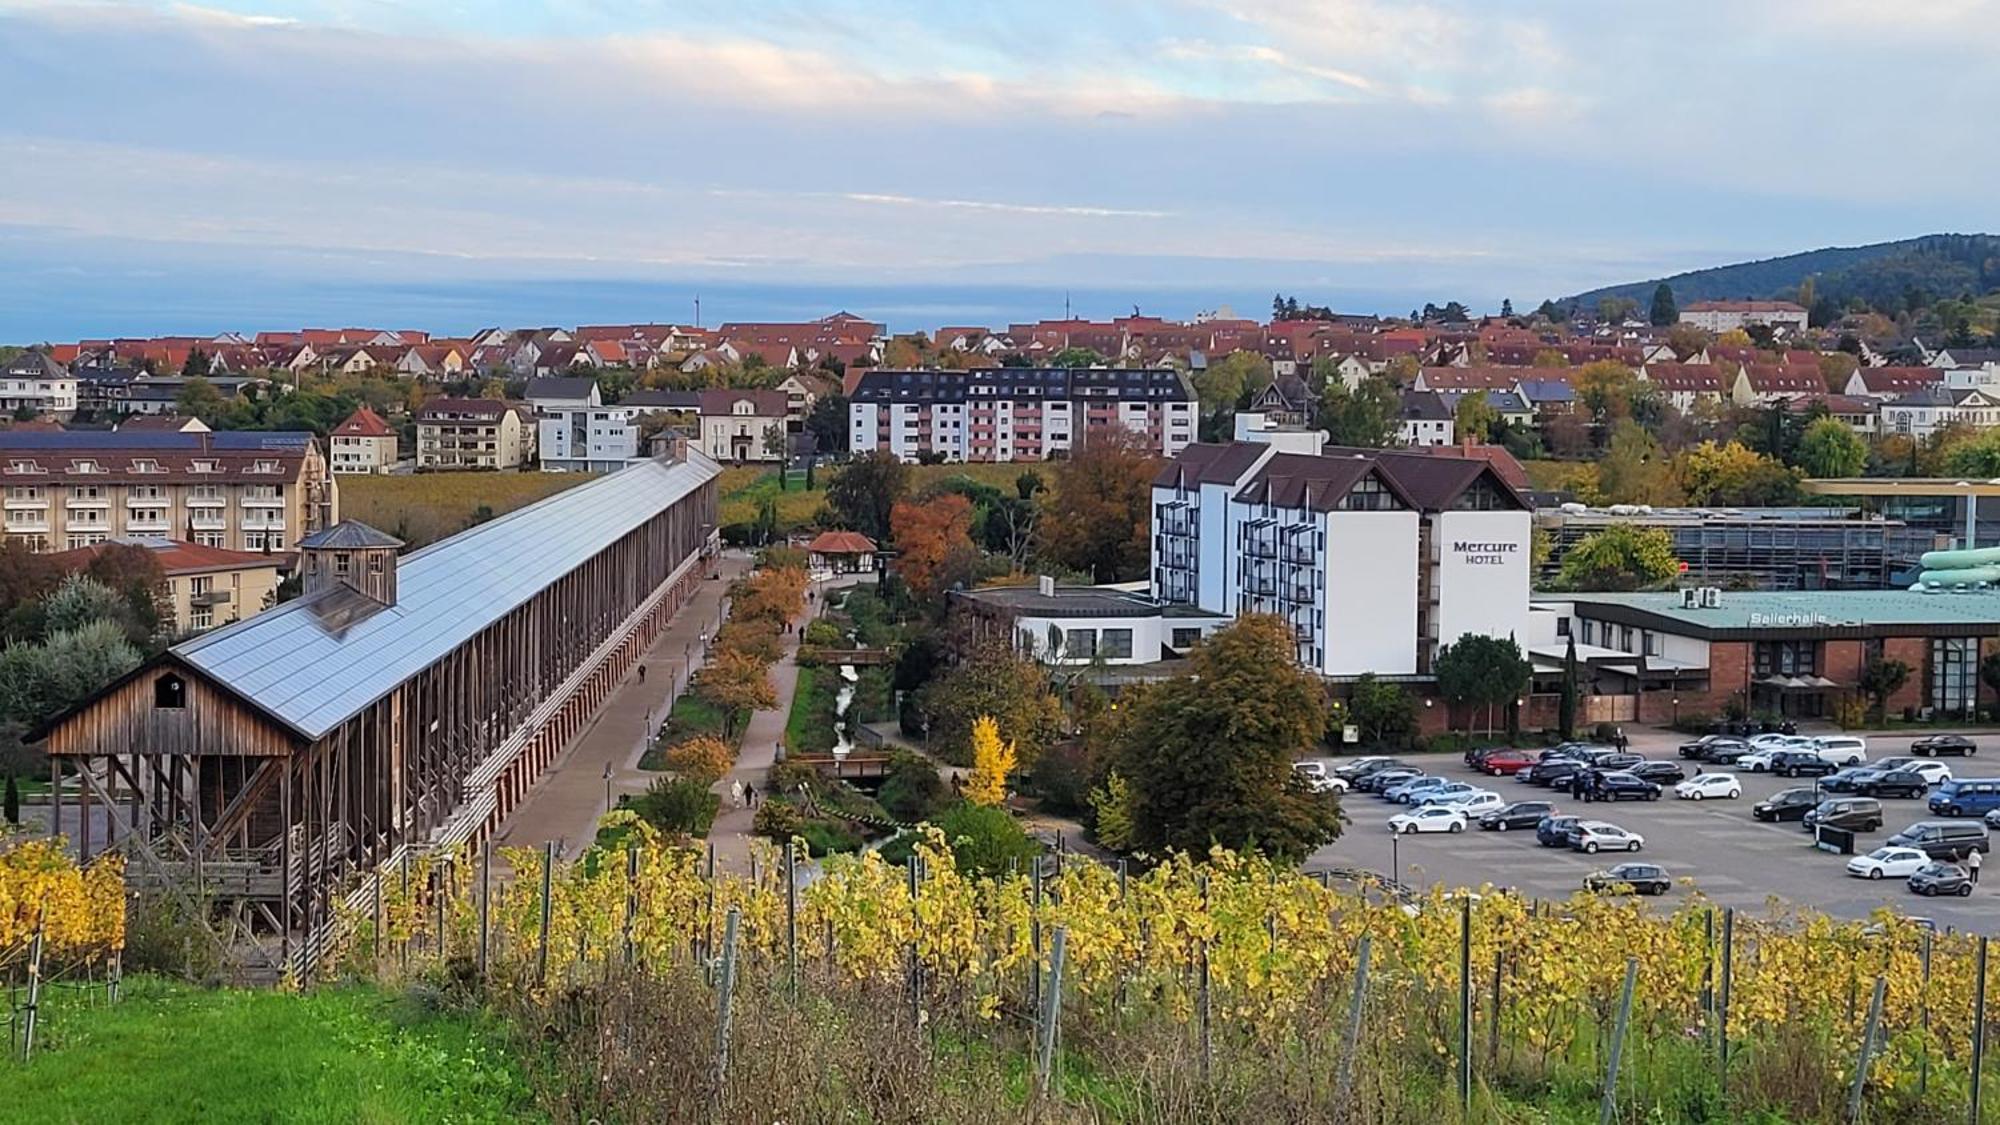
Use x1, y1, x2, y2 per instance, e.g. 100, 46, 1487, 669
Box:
694, 294, 702, 328
1064, 291, 1072, 320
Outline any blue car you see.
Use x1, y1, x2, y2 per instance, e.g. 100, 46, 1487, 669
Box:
1387, 777, 1453, 804
1928, 779, 2000, 818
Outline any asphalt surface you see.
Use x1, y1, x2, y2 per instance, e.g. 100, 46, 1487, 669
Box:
1303, 744, 2000, 931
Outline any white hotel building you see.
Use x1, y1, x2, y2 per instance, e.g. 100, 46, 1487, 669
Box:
849, 367, 1198, 463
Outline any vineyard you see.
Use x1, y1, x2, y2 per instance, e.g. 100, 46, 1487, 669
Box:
339, 472, 595, 547
306, 824, 2000, 1123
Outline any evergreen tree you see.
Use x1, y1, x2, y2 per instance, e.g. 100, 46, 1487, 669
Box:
1649, 283, 1679, 326
1500, 298, 1515, 318
1559, 636, 1579, 740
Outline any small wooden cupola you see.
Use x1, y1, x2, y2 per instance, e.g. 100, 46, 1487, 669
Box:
296, 520, 405, 607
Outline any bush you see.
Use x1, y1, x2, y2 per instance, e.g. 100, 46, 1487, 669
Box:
878, 754, 951, 822
628, 777, 720, 839
1025, 742, 1095, 815
798, 818, 864, 857
752, 799, 805, 844
757, 545, 810, 571
715, 619, 783, 665
765, 760, 820, 796
664, 735, 735, 785
926, 802, 1040, 877
803, 619, 845, 647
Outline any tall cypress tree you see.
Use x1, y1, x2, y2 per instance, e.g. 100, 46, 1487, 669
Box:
1559, 636, 1580, 740
1649, 283, 1679, 326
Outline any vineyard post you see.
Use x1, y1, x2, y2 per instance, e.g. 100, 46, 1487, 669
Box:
107, 946, 121, 1004
373, 867, 384, 963
1700, 907, 1715, 1042
906, 853, 920, 1027
535, 841, 554, 988
1037, 925, 1068, 1099
1198, 872, 1212, 1087
1489, 949, 1502, 1071
785, 839, 799, 1001
712, 906, 742, 1108
1848, 974, 1886, 1124
623, 844, 638, 968
1920, 927, 1933, 1097
1973, 935, 1989, 1125
1718, 907, 1735, 1085
20, 909, 44, 1063
1335, 934, 1373, 1114
478, 844, 491, 982
1597, 957, 1637, 1125
400, 852, 411, 972
1117, 858, 1127, 902
433, 863, 446, 964
1031, 859, 1044, 1022
705, 841, 717, 986
1458, 895, 1472, 1110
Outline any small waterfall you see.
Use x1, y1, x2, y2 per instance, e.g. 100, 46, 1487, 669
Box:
831, 664, 858, 760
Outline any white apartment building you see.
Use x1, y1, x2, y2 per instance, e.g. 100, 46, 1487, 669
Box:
1679, 300, 1810, 334
1879, 386, 2000, 441
329, 407, 398, 474
848, 368, 1197, 463
528, 376, 642, 472
1, 352, 79, 419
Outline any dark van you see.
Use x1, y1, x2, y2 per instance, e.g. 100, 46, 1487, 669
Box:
1803, 797, 1883, 833
1887, 820, 1991, 862
1927, 779, 2000, 818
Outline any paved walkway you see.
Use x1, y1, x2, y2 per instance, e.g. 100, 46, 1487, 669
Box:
496, 553, 750, 859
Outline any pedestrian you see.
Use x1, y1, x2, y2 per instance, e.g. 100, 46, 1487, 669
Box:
1614, 727, 1628, 752
1971, 848, 1983, 885
746, 784, 758, 808
637, 664, 647, 684
730, 780, 744, 810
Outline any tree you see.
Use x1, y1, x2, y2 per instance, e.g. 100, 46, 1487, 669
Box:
1795, 417, 1867, 478
664, 734, 736, 785
180, 347, 212, 378
916, 803, 1040, 877
1675, 440, 1802, 506
1556, 524, 1679, 592
1193, 351, 1271, 419
1597, 421, 1679, 504
693, 651, 776, 738
1500, 298, 1515, 319
174, 376, 228, 421
1346, 673, 1417, 748
1115, 615, 1340, 861
890, 493, 976, 602
1817, 352, 1859, 393
36, 620, 141, 720
1454, 391, 1498, 442
878, 753, 951, 821
1049, 346, 1106, 368
1649, 284, 1679, 327
1318, 375, 1400, 448
964, 715, 1017, 806
804, 393, 849, 454
1573, 362, 1640, 428
920, 637, 1066, 768
1089, 771, 1136, 851
1037, 428, 1159, 583
825, 451, 909, 541
1858, 657, 1911, 723
1666, 323, 1714, 360
41, 575, 130, 637
1433, 634, 1531, 735
1597, 296, 1640, 323
1559, 636, 1580, 740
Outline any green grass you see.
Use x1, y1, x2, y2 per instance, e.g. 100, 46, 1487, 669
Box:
719, 462, 1042, 531
637, 693, 737, 769
6, 977, 535, 1124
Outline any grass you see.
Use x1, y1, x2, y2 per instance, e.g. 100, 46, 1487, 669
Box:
784, 664, 895, 756
5, 977, 535, 1124
340, 472, 595, 548
718, 462, 1043, 532
637, 693, 737, 770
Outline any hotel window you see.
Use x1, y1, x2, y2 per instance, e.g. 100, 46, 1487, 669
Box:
195, 532, 225, 548
1338, 474, 1405, 511
1931, 637, 1978, 715
244, 532, 267, 551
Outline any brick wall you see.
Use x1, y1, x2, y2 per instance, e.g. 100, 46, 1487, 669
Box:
1883, 636, 1929, 714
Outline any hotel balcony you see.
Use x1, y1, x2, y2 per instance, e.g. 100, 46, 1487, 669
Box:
4, 517, 49, 533
187, 494, 226, 508
65, 498, 110, 509
190, 513, 228, 531
125, 494, 169, 508
240, 496, 286, 508
241, 515, 287, 532
190, 588, 232, 608
125, 513, 171, 533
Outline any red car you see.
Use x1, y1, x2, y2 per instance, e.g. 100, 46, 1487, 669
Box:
1481, 749, 1543, 776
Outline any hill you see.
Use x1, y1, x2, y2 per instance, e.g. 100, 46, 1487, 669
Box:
1564, 233, 2000, 316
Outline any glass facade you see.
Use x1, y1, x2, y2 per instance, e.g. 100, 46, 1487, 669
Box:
1930, 637, 1978, 715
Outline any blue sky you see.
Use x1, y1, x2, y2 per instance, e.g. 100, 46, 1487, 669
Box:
3, 0, 1998, 338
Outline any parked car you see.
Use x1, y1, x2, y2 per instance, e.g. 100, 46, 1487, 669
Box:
1753, 787, 1821, 822
1292, 762, 1348, 793
1334, 756, 1406, 782
1583, 862, 1671, 895
1804, 797, 1884, 834
1358, 767, 1422, 794
1874, 757, 1953, 786
1628, 760, 1687, 785
1590, 772, 1662, 802
1858, 769, 1933, 800
1984, 808, 2000, 831
1846, 846, 1932, 880
1810, 736, 1869, 766
1383, 776, 1447, 803
1819, 767, 1877, 793
1568, 821, 1645, 854
1679, 734, 1746, 761
1593, 753, 1645, 773
1389, 806, 1468, 834
1771, 751, 1839, 779
1536, 814, 1582, 847
1407, 781, 1478, 806
1735, 749, 1782, 773
1887, 820, 1991, 861
1480, 801, 1555, 831
1675, 773, 1742, 801
1478, 749, 1542, 776
1928, 778, 2000, 818
1909, 861, 1975, 897
1526, 759, 1586, 787
1913, 734, 1979, 758
1543, 742, 1609, 762
1749, 733, 1815, 751
1429, 791, 1505, 817
1700, 742, 1756, 766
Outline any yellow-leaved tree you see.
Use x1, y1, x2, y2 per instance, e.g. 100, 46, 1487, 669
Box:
964, 715, 1016, 807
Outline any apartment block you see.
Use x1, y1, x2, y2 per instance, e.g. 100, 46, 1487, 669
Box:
415, 398, 530, 470
330, 407, 398, 473
1, 351, 79, 419
848, 367, 1197, 462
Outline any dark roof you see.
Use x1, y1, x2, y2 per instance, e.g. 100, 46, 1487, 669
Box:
297, 521, 404, 550
5, 351, 69, 378
416, 397, 510, 421
525, 376, 596, 401
851, 367, 1194, 405
1400, 389, 1453, 420
621, 389, 702, 410
698, 389, 788, 416
1151, 441, 1271, 489
0, 430, 310, 451
1235, 452, 1410, 513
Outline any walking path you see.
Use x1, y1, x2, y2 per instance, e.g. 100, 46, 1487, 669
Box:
496, 553, 750, 859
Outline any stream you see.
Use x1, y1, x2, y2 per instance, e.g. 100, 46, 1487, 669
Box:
831, 664, 858, 760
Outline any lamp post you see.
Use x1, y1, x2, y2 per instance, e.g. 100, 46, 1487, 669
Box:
602, 763, 614, 814
1391, 828, 1402, 887
1672, 696, 1681, 726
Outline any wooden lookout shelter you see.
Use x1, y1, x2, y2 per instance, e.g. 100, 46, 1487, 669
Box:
34, 445, 720, 977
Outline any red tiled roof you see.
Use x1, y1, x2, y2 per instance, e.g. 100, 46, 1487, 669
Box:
48, 538, 281, 576
334, 406, 394, 437
1418, 366, 1521, 390
807, 530, 877, 555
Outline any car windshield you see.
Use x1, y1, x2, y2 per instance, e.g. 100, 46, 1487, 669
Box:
1866, 848, 1899, 860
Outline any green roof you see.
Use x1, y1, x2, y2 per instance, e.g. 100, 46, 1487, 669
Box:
1540, 589, 2000, 635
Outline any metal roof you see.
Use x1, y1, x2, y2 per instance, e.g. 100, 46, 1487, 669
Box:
1543, 589, 2000, 635
174, 454, 719, 740
297, 521, 404, 550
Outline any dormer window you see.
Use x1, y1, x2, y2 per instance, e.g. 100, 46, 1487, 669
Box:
131, 459, 160, 474
69, 460, 100, 474
5, 460, 40, 474
253, 459, 279, 473
192, 460, 217, 473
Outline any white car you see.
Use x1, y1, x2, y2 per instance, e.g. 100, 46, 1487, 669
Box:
1876, 758, 1954, 786
1847, 846, 1932, 880
1675, 773, 1743, 801
1430, 791, 1504, 816
1749, 733, 1814, 751
1571, 821, 1644, 854
1811, 736, 1869, 766
1388, 806, 1468, 835
1292, 762, 1348, 793
1735, 749, 1781, 773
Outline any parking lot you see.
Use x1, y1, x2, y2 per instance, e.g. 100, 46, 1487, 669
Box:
1303, 740, 2000, 930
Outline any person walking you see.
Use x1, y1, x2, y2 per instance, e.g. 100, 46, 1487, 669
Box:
1970, 848, 1983, 886
745, 784, 758, 809
637, 664, 647, 684
730, 779, 744, 810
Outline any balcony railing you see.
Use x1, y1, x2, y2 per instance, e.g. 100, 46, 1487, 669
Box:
190, 589, 232, 607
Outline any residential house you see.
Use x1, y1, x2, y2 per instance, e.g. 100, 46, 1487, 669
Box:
1639, 363, 1730, 412
1411, 366, 1524, 394
1732, 363, 1825, 406
1246, 373, 1314, 427
48, 537, 283, 635
1880, 386, 2000, 441
1514, 377, 1578, 414
699, 389, 789, 462
395, 345, 466, 378
774, 371, 836, 428
117, 415, 210, 434
1, 351, 79, 419
806, 530, 877, 575
1680, 300, 1810, 334
527, 378, 643, 472
330, 407, 399, 474
1398, 389, 1455, 447
1845, 365, 1943, 399
414, 398, 529, 470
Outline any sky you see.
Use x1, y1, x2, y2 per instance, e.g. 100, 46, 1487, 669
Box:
4, 0, 1999, 339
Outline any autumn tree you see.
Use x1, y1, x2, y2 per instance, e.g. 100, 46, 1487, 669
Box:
1454, 390, 1498, 442
1674, 440, 1802, 506
890, 493, 977, 601
1193, 350, 1272, 418
1597, 421, 1680, 504
1037, 428, 1159, 582
1114, 614, 1340, 862
917, 635, 1066, 768
694, 650, 776, 738
1088, 771, 1137, 851
964, 715, 1017, 806
665, 734, 736, 785
825, 451, 910, 541
1666, 323, 1713, 360
1573, 361, 1640, 429
1555, 525, 1680, 592
1795, 417, 1867, 478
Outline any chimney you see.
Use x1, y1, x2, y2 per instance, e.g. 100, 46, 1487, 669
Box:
296, 520, 404, 607
1037, 574, 1056, 597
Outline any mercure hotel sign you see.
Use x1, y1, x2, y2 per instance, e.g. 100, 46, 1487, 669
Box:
1452, 540, 1520, 565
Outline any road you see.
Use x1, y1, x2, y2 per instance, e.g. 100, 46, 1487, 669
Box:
1304, 738, 2000, 931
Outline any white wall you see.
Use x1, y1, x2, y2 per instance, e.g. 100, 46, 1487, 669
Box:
1432, 510, 1532, 651
1011, 614, 1162, 665
1322, 509, 1420, 675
